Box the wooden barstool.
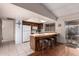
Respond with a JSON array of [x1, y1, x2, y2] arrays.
[[48, 38, 55, 48], [39, 39, 49, 50]]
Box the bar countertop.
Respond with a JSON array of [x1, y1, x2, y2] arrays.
[[30, 32, 58, 37]]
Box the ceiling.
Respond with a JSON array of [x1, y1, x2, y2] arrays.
[[44, 3, 79, 17], [65, 19, 79, 25], [13, 3, 57, 20], [0, 3, 56, 24], [14, 3, 79, 19], [3, 3, 79, 23]]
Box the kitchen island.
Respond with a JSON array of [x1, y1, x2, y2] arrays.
[[30, 32, 58, 51]]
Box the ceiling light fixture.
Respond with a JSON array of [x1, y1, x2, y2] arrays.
[[40, 20, 46, 23]]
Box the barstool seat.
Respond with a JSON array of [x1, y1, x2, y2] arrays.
[[39, 39, 49, 50], [39, 38, 55, 50]]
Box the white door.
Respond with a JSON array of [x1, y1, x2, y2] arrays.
[[2, 20, 14, 42], [23, 25, 31, 42]]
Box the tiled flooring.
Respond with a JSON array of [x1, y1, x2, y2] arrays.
[[1, 41, 79, 56], [0, 41, 34, 56]]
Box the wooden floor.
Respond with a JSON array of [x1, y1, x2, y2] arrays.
[[29, 43, 79, 56]]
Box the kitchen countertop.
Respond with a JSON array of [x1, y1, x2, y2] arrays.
[[30, 32, 58, 37]]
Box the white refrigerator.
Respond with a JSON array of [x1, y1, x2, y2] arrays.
[[23, 25, 31, 42]]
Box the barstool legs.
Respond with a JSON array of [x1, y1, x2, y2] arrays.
[[39, 38, 55, 51]]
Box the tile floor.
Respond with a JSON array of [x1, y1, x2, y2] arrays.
[[0, 41, 34, 56]]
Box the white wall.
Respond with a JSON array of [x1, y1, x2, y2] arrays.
[[15, 19, 23, 44], [55, 18, 66, 43], [0, 3, 31, 19]]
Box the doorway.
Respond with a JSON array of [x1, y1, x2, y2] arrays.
[[2, 18, 15, 44], [65, 20, 79, 48]]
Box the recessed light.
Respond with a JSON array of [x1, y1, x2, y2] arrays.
[[40, 20, 46, 23]]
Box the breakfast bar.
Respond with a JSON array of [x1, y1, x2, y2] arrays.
[[30, 32, 58, 51]]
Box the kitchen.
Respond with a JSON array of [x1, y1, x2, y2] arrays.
[[22, 18, 58, 51]]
